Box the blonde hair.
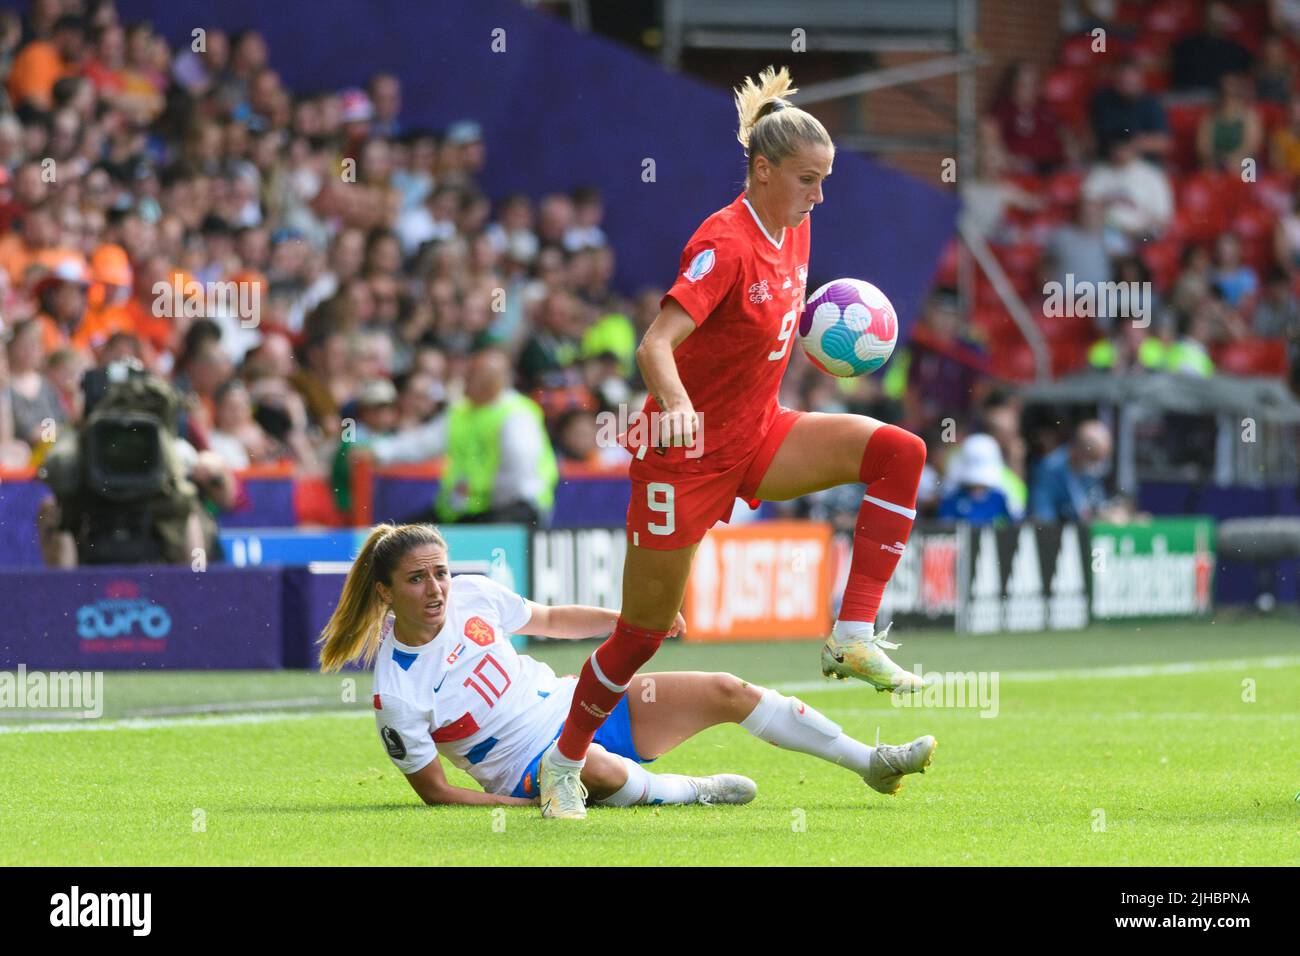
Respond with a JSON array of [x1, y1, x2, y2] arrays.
[[317, 522, 448, 672], [734, 66, 833, 187]]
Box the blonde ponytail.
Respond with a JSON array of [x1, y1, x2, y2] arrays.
[[317, 522, 448, 672], [733, 65, 833, 186]]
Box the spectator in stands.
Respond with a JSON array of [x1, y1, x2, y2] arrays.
[[1090, 61, 1170, 163], [4, 316, 64, 447], [552, 408, 625, 469], [330, 376, 399, 512], [1171, 2, 1254, 93], [443, 119, 485, 180], [6, 14, 84, 110], [1211, 233, 1259, 308], [1088, 316, 1171, 373], [1196, 73, 1263, 172], [1171, 243, 1214, 314], [1270, 99, 1300, 175], [960, 137, 1043, 244], [905, 291, 988, 431], [1253, 267, 1300, 338], [485, 193, 539, 265], [537, 192, 576, 248], [33, 258, 91, 355], [368, 72, 402, 139], [1273, 180, 1300, 270], [426, 347, 557, 528], [1029, 419, 1112, 522], [565, 186, 607, 252], [1082, 133, 1173, 252], [518, 287, 584, 393], [975, 388, 1028, 519], [1166, 308, 1217, 377], [984, 61, 1066, 174], [1045, 197, 1113, 325], [939, 433, 1013, 526], [208, 377, 268, 468], [1254, 33, 1294, 105]]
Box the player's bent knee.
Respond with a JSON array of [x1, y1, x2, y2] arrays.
[[580, 745, 626, 796], [887, 425, 928, 470], [713, 672, 756, 717]]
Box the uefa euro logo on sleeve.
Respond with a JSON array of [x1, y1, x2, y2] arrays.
[[684, 248, 715, 282]]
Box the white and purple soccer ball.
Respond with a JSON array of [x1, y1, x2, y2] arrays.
[[798, 278, 899, 377]]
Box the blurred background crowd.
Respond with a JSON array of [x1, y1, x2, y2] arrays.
[[0, 0, 1296, 554]]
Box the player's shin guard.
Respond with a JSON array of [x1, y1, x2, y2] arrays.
[[555, 618, 669, 762], [838, 424, 926, 624], [739, 686, 874, 776]]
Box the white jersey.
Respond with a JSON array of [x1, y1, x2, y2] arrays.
[[371, 574, 572, 795]]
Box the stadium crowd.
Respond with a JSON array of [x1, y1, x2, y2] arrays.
[[0, 0, 1288, 552]]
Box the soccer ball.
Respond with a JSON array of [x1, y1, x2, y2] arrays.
[[798, 278, 899, 377]]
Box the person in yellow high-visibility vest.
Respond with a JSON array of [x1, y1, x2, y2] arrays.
[[433, 348, 557, 527]]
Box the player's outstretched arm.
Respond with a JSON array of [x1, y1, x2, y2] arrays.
[[404, 756, 535, 807], [637, 298, 699, 450], [518, 601, 686, 641]]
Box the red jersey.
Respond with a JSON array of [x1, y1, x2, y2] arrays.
[[631, 192, 810, 474]]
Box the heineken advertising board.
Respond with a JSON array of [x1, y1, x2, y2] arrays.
[[1089, 518, 1214, 619]]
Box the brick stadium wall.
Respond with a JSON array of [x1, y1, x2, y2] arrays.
[[861, 0, 1064, 186]]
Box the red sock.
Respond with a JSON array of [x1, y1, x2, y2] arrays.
[[839, 425, 927, 623], [555, 618, 669, 761]]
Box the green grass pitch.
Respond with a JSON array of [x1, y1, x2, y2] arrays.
[[1, 617, 1297, 866]]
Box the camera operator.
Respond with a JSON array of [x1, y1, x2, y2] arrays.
[[36, 356, 237, 567]]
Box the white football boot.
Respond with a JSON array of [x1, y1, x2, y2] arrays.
[[820, 621, 924, 693], [538, 743, 589, 820], [690, 774, 758, 806], [864, 734, 937, 796]]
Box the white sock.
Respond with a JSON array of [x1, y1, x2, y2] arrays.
[[832, 619, 874, 643], [595, 757, 700, 806], [739, 687, 874, 776], [545, 741, 584, 769]]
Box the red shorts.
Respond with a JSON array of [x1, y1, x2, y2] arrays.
[[625, 407, 805, 550]]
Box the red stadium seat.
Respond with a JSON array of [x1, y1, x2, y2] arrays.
[[1254, 171, 1295, 216], [1165, 101, 1211, 171], [1138, 237, 1184, 290], [1050, 340, 1090, 376], [1213, 338, 1291, 376], [1143, 0, 1202, 39], [1047, 168, 1085, 211], [1042, 68, 1093, 128], [990, 340, 1038, 382], [932, 238, 960, 289], [1258, 101, 1287, 135], [972, 304, 1020, 338], [1059, 33, 1099, 69], [1232, 206, 1277, 273], [1177, 172, 1231, 241]]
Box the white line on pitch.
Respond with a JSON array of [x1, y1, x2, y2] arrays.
[[2, 655, 1296, 735], [770, 655, 1300, 695], [0, 709, 369, 735]]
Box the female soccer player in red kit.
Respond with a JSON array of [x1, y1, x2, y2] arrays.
[[539, 67, 932, 818]]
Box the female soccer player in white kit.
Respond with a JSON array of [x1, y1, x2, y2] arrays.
[[318, 523, 936, 810]]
